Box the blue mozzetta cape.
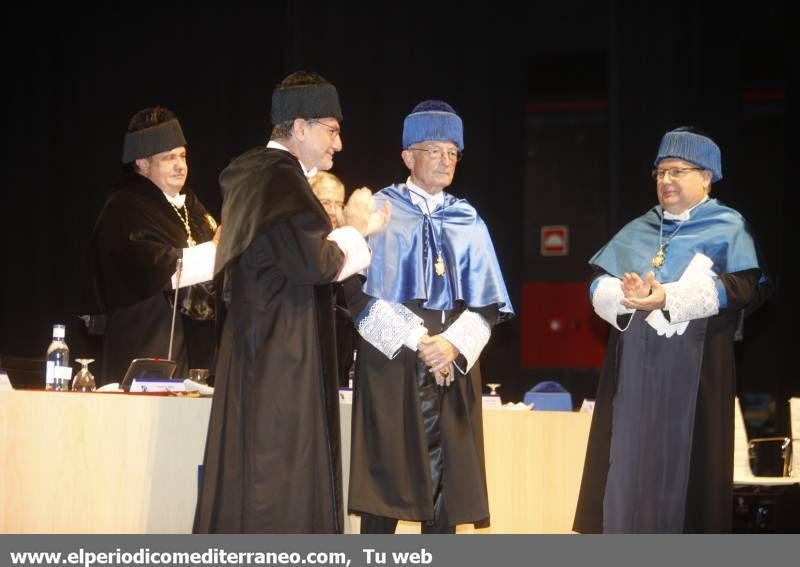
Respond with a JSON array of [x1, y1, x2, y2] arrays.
[[591, 199, 761, 280], [362, 184, 513, 321], [589, 199, 763, 307]]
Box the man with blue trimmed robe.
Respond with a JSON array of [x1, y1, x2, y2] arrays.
[[348, 101, 514, 533], [573, 127, 768, 533]]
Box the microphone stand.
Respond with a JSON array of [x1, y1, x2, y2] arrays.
[[168, 258, 183, 361]]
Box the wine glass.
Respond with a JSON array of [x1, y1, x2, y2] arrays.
[[72, 359, 96, 392], [485, 383, 501, 396], [188, 368, 209, 385]]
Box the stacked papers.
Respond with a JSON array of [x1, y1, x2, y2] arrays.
[[183, 379, 214, 396]]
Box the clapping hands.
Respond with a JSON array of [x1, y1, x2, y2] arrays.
[[343, 188, 392, 236], [620, 271, 666, 311]]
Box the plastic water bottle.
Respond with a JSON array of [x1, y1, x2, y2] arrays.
[[45, 324, 71, 391], [348, 349, 357, 389]]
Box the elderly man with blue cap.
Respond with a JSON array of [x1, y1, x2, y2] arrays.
[[348, 101, 514, 533], [573, 127, 768, 533]]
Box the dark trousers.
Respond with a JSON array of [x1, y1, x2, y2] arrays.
[[360, 366, 456, 534], [359, 491, 455, 534]]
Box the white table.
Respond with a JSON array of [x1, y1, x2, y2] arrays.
[[1, 390, 591, 533]]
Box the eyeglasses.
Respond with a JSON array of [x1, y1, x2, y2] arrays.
[[409, 146, 463, 163], [318, 198, 344, 210], [651, 167, 702, 180], [308, 119, 341, 140]]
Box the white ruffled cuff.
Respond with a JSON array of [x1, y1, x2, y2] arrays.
[[592, 276, 635, 331], [404, 325, 428, 351], [662, 253, 720, 324], [356, 299, 427, 359], [663, 277, 719, 324], [644, 309, 689, 338], [440, 310, 491, 373], [327, 226, 371, 281]]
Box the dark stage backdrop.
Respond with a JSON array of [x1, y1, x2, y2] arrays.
[[1, 3, 793, 431]]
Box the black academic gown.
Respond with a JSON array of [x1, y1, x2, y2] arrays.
[[81, 173, 216, 384], [348, 302, 498, 528], [194, 147, 348, 533], [573, 269, 764, 533], [334, 285, 358, 387]]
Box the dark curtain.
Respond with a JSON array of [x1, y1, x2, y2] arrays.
[[0, 3, 791, 413]]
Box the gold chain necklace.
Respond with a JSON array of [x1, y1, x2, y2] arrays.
[[651, 199, 709, 269], [169, 201, 196, 247]]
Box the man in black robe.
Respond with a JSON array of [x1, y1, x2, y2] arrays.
[[348, 101, 514, 533], [573, 127, 768, 533], [194, 71, 388, 533], [82, 107, 219, 385]]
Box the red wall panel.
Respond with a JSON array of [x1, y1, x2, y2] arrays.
[[520, 281, 608, 368]]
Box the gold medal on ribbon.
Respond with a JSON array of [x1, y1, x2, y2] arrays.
[[651, 246, 665, 269], [435, 253, 446, 276]]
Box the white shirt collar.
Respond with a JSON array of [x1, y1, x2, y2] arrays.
[[663, 195, 709, 221], [163, 192, 186, 208], [266, 140, 318, 178], [406, 177, 445, 214]]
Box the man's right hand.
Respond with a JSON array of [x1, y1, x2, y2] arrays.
[[621, 271, 652, 298], [367, 201, 391, 235], [343, 188, 392, 236], [620, 272, 666, 311]]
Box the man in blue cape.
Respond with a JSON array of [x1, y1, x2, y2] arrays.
[[573, 127, 768, 533], [348, 100, 514, 533]]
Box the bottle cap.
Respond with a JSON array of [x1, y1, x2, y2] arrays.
[[52, 324, 65, 339]]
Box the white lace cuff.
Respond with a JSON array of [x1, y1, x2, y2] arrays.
[[592, 276, 635, 331], [663, 275, 719, 324], [404, 325, 428, 351], [440, 310, 491, 373], [356, 299, 426, 359], [327, 226, 371, 282], [662, 253, 719, 324]]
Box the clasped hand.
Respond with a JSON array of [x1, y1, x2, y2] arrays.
[[620, 271, 666, 311], [417, 334, 460, 387]]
